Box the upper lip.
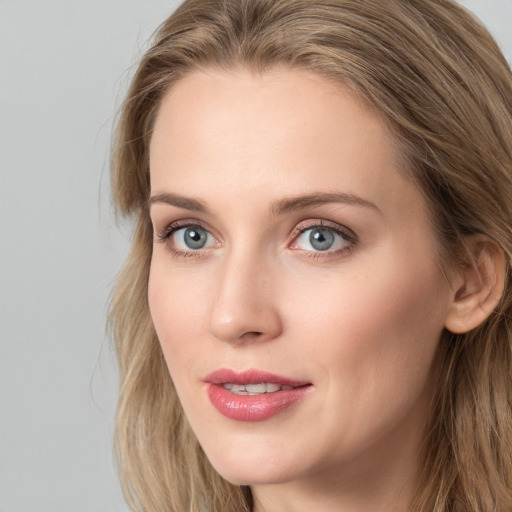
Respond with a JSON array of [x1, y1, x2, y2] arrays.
[[204, 368, 310, 388]]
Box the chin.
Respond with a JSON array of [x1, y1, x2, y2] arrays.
[[204, 443, 306, 486], [214, 464, 297, 487]]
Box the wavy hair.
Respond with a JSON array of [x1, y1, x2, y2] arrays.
[[109, 1, 512, 510]]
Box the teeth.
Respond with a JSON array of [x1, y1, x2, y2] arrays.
[[221, 383, 293, 395], [245, 383, 267, 394]]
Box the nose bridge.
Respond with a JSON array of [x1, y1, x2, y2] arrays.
[[207, 244, 282, 344]]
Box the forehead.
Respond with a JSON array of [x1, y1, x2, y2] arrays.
[[150, 67, 395, 158], [149, 67, 422, 225]]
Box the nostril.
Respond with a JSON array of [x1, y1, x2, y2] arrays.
[[240, 331, 264, 341]]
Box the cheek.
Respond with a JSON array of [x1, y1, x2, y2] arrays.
[[147, 259, 211, 372], [292, 253, 449, 394], [279, 257, 448, 455]]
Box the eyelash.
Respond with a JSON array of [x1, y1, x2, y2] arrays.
[[155, 219, 357, 260]]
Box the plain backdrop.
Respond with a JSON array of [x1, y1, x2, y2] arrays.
[[0, 1, 510, 511]]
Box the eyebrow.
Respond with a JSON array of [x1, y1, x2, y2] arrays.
[[148, 192, 209, 213], [148, 191, 379, 216], [270, 192, 380, 216]]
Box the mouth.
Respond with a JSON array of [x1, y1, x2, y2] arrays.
[[204, 369, 312, 421], [221, 382, 294, 395]]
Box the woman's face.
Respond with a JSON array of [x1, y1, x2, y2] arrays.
[[148, 69, 456, 491]]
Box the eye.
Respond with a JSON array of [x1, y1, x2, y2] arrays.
[[291, 224, 355, 254], [171, 225, 214, 250]]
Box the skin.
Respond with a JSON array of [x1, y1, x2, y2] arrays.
[[148, 68, 460, 512]]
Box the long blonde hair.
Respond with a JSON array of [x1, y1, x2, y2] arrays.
[[109, 1, 512, 510]]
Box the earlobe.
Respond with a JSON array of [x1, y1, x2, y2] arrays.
[[445, 236, 506, 334]]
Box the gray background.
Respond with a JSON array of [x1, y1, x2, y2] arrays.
[[0, 1, 510, 511]]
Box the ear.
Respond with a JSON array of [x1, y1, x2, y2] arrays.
[[445, 235, 506, 334]]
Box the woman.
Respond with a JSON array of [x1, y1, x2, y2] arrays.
[[109, 1, 512, 511]]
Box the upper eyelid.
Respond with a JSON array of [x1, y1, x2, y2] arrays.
[[291, 219, 357, 241], [155, 218, 214, 240]]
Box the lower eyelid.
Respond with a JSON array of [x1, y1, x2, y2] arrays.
[[298, 245, 354, 260]]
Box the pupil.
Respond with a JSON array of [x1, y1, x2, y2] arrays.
[[310, 228, 334, 251], [185, 227, 207, 249]]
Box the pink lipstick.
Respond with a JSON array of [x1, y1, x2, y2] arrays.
[[204, 369, 312, 421]]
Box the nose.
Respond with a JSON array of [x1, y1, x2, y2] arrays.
[[207, 250, 283, 344]]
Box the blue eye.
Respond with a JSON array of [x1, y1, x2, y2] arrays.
[[294, 226, 351, 252], [171, 226, 213, 250]]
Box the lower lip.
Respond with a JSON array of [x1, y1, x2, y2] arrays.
[[206, 384, 312, 421]]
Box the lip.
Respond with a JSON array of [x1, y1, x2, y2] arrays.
[[204, 369, 312, 422]]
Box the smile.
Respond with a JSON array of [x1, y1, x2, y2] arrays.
[[204, 369, 312, 421]]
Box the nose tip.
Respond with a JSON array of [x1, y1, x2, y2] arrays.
[[207, 263, 282, 344], [209, 310, 281, 344]]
